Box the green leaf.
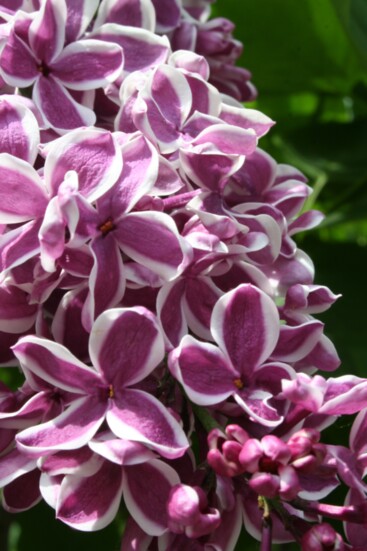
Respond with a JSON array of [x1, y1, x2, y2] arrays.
[[213, 0, 367, 95]]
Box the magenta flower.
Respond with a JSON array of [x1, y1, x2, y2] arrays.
[[13, 307, 189, 459], [0, 0, 124, 131], [169, 283, 295, 426]]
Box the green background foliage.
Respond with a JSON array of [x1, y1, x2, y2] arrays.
[[1, 1, 367, 549]]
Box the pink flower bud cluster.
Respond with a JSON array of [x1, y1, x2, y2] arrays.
[[0, 1, 365, 550]]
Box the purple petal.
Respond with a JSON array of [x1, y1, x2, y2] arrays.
[[107, 389, 189, 459], [89, 307, 164, 387], [0, 153, 47, 223], [0, 30, 38, 87], [0, 447, 37, 486], [271, 320, 324, 363], [52, 286, 90, 361], [91, 24, 169, 73], [211, 284, 280, 382], [99, 133, 158, 216], [116, 211, 188, 280], [13, 336, 102, 394], [0, 219, 41, 273], [16, 396, 107, 455], [82, 235, 125, 331], [57, 459, 123, 531], [52, 39, 123, 90], [192, 124, 258, 156], [2, 469, 41, 512], [33, 75, 96, 132], [151, 0, 181, 32], [94, 0, 156, 30], [41, 447, 100, 476], [65, 0, 100, 42], [235, 390, 284, 427], [44, 127, 122, 200], [179, 147, 245, 192], [123, 459, 179, 536], [157, 279, 187, 348], [0, 99, 40, 163], [169, 335, 237, 405], [89, 433, 155, 465], [184, 276, 223, 340], [29, 0, 66, 64], [220, 103, 274, 138], [0, 285, 37, 334]]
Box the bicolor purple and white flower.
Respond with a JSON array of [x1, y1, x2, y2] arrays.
[[13, 307, 189, 459]]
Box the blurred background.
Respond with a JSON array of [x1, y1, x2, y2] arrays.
[[1, 0, 367, 549]]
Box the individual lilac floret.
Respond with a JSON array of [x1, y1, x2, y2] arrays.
[[0, 0, 124, 132], [300, 523, 347, 551], [167, 484, 221, 538], [169, 283, 296, 427], [13, 307, 189, 459]]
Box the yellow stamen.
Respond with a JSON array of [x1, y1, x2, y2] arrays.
[[233, 378, 244, 390]]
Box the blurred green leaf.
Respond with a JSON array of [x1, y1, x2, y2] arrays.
[[213, 0, 367, 95]]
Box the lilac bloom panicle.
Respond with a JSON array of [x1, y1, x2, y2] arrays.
[[0, 0, 364, 549]]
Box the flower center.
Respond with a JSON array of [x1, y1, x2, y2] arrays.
[[37, 62, 51, 77], [98, 218, 115, 236], [108, 384, 114, 399], [233, 378, 244, 390]]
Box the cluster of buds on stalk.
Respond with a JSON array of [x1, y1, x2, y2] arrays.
[[0, 1, 366, 550]]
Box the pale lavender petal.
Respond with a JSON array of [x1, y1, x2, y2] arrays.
[[116, 211, 188, 280], [168, 335, 237, 406], [82, 235, 125, 331], [107, 389, 189, 459], [0, 285, 37, 334], [0, 99, 40, 163], [33, 75, 96, 132], [16, 396, 107, 455], [211, 284, 280, 381], [44, 127, 122, 200], [0, 30, 38, 87], [29, 0, 66, 64], [0, 153, 47, 223], [13, 336, 102, 393], [57, 460, 123, 531], [91, 24, 169, 73], [123, 459, 179, 536], [52, 39, 124, 90], [89, 307, 164, 387]]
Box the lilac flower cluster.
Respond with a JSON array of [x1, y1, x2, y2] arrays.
[[0, 1, 365, 550]]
